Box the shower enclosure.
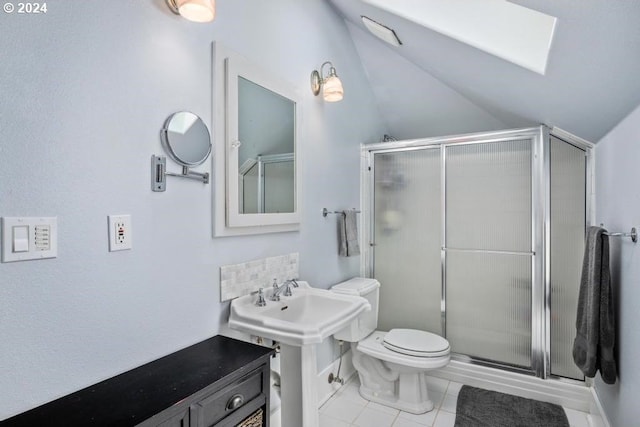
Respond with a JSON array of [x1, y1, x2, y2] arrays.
[[362, 126, 590, 380]]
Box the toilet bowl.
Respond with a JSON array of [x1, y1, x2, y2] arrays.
[[331, 278, 450, 414]]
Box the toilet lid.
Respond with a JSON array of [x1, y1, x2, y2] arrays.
[[382, 329, 450, 358]]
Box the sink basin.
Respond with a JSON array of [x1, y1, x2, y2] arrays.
[[228, 282, 370, 346]]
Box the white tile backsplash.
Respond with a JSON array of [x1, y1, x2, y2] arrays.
[[220, 253, 299, 301]]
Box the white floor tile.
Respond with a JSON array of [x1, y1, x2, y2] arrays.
[[433, 410, 456, 427], [440, 394, 458, 413], [367, 401, 401, 417], [425, 376, 450, 394], [319, 412, 351, 427], [335, 382, 370, 406], [397, 409, 438, 426], [353, 406, 399, 427], [563, 407, 590, 427], [319, 395, 334, 411], [430, 391, 444, 408], [270, 408, 281, 427], [445, 381, 463, 396], [392, 417, 430, 427], [587, 414, 605, 427], [320, 393, 367, 424]]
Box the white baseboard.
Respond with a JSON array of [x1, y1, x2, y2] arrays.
[[429, 360, 593, 413], [588, 387, 611, 427], [317, 349, 356, 407]]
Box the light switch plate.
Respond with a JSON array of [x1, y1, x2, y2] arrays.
[[1, 217, 58, 263]]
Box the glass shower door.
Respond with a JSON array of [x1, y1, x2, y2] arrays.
[[444, 140, 533, 368], [372, 148, 442, 334], [549, 136, 586, 379]]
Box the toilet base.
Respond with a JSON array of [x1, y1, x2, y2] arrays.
[[351, 331, 450, 415], [357, 371, 435, 414]]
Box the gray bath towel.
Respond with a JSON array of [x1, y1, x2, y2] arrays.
[[572, 226, 617, 384], [339, 210, 360, 257]]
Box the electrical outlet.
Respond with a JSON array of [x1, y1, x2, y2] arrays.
[[108, 215, 132, 251]]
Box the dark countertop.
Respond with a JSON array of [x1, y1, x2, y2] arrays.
[[1, 335, 274, 427]]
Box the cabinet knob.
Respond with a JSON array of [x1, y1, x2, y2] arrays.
[[226, 394, 244, 411]]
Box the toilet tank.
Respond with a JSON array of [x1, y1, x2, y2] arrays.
[[331, 278, 380, 342]]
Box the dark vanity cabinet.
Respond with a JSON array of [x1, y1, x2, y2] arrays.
[[142, 361, 269, 427], [1, 336, 274, 427]]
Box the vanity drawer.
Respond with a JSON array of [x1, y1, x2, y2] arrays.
[[190, 367, 265, 427]]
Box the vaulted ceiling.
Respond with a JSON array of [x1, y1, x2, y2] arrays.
[[329, 0, 640, 142]]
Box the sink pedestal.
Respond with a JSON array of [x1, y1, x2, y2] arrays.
[[279, 343, 319, 427]]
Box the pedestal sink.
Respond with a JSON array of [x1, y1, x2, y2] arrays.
[[228, 282, 370, 427]]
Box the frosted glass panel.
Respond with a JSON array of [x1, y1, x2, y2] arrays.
[[550, 137, 586, 379], [446, 252, 532, 367], [373, 149, 442, 334], [445, 139, 532, 368], [446, 140, 532, 252], [264, 161, 294, 213]]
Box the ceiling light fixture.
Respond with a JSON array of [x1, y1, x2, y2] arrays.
[[166, 0, 215, 23], [310, 62, 344, 102]]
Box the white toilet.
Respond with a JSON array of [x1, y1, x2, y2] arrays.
[[331, 278, 450, 414]]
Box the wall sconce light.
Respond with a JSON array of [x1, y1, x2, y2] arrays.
[[166, 0, 215, 23], [310, 61, 344, 102]]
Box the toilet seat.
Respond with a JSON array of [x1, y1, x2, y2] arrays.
[[382, 328, 450, 358], [357, 331, 450, 370]]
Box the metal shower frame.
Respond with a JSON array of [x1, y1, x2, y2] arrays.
[[360, 125, 594, 380]]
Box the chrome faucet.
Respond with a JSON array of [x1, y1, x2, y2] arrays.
[[270, 279, 285, 301], [288, 278, 299, 288], [270, 278, 299, 301]]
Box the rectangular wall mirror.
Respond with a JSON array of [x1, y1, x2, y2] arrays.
[[212, 43, 301, 236]]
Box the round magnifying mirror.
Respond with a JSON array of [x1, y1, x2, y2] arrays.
[[161, 111, 212, 167]]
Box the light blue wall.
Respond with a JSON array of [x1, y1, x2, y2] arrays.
[[346, 22, 509, 139], [0, 0, 386, 419], [594, 102, 640, 426]]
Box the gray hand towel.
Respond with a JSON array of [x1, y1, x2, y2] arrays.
[[572, 226, 617, 384], [339, 210, 360, 257]]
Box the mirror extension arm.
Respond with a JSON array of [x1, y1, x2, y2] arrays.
[[151, 155, 210, 192]]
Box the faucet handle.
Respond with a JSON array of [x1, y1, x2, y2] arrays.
[[283, 280, 293, 297], [270, 279, 281, 301], [253, 288, 266, 307]]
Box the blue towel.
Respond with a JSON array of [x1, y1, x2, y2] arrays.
[[572, 226, 617, 384]]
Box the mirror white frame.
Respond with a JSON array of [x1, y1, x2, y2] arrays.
[[212, 42, 302, 236]]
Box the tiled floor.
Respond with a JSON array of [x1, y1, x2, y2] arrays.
[[316, 375, 594, 427]]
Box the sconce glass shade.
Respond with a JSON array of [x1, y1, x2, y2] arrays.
[[311, 61, 344, 102], [322, 75, 344, 102], [167, 0, 215, 23]]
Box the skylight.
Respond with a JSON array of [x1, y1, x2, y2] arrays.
[[362, 0, 557, 75]]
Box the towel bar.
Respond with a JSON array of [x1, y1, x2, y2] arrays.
[[322, 208, 361, 217], [601, 226, 637, 243]]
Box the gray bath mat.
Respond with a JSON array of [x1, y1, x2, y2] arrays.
[[454, 385, 569, 427]]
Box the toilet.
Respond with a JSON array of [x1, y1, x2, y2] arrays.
[[331, 277, 450, 414]]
